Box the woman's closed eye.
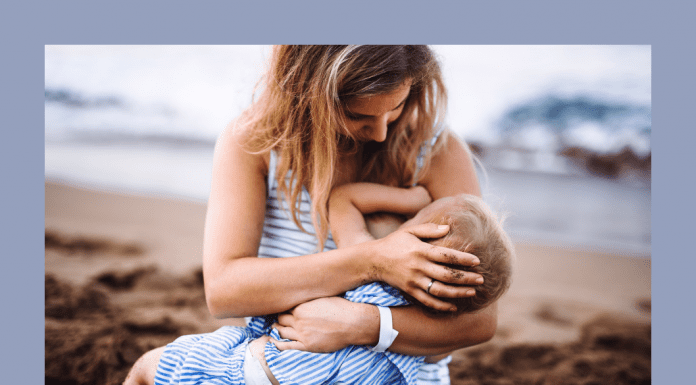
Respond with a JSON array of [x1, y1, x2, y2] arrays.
[[345, 112, 364, 121]]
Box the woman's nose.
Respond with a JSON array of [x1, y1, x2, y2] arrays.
[[369, 117, 389, 142]]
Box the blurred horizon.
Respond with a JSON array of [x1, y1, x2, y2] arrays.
[[44, 45, 651, 256]]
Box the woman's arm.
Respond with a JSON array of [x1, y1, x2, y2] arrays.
[[273, 297, 496, 355], [203, 125, 482, 318], [203, 124, 372, 318]]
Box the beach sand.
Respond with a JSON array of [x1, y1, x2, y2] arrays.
[[45, 180, 651, 385]]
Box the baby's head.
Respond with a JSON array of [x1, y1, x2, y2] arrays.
[[407, 194, 514, 313]]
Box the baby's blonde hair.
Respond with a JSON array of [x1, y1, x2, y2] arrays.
[[237, 45, 448, 250], [418, 194, 514, 313]]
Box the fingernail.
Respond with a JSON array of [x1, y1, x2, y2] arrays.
[[476, 277, 484, 284], [450, 307, 457, 312], [438, 225, 449, 230], [467, 289, 476, 295]]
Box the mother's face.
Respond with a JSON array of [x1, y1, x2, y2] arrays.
[[342, 80, 412, 143]]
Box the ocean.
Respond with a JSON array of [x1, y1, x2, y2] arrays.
[[44, 45, 651, 256]]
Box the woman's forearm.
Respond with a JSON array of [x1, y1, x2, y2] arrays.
[[204, 242, 375, 319], [205, 222, 482, 319], [391, 303, 497, 355], [351, 302, 497, 356]]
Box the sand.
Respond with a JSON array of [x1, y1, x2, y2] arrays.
[[45, 180, 651, 385]]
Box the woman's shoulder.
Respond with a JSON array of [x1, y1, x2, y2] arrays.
[[419, 130, 481, 199], [215, 120, 271, 176]]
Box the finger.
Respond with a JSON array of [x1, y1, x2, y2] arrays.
[[270, 338, 306, 352], [405, 222, 451, 240], [272, 323, 299, 341], [426, 263, 484, 286], [276, 313, 294, 327], [408, 287, 458, 312], [425, 279, 477, 299], [425, 245, 481, 267]]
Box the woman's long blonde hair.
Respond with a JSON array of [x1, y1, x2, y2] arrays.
[[238, 45, 448, 250]]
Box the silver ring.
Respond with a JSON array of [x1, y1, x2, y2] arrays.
[[426, 279, 435, 295]]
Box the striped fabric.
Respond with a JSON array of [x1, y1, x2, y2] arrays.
[[414, 356, 452, 385], [266, 283, 423, 385], [156, 128, 452, 384], [155, 326, 252, 385]]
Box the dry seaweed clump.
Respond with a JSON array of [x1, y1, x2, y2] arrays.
[[44, 273, 198, 385], [450, 316, 651, 385], [45, 230, 145, 256]]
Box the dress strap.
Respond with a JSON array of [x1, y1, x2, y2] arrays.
[[267, 150, 278, 189], [414, 124, 447, 186]]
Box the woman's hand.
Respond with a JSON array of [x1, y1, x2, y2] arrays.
[[271, 297, 377, 353], [368, 223, 483, 312]]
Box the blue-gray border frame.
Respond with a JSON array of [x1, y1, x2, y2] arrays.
[[2, 0, 690, 382]]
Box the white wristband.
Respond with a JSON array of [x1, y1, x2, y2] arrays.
[[367, 306, 399, 352]]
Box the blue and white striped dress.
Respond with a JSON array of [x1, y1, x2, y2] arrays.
[[155, 130, 452, 385]]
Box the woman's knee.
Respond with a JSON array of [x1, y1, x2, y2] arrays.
[[123, 346, 166, 385]]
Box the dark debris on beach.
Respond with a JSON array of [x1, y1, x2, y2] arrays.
[[450, 316, 651, 385], [45, 271, 205, 385], [45, 267, 651, 385]]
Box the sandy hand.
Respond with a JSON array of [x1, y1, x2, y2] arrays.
[[370, 223, 483, 312]]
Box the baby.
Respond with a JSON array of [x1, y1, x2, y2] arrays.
[[328, 183, 514, 316], [126, 184, 514, 385]]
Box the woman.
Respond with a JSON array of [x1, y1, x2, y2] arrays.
[[128, 45, 496, 385]]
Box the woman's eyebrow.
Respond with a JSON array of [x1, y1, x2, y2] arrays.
[[345, 95, 409, 119], [345, 110, 374, 119]]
